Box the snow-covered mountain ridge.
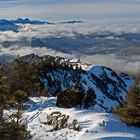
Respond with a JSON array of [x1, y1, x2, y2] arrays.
[[20, 54, 133, 112], [40, 65, 132, 111]]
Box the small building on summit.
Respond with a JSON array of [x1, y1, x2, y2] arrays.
[[69, 59, 80, 65]]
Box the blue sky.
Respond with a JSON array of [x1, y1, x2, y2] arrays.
[[0, 0, 140, 22]]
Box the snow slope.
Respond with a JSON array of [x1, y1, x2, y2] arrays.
[[24, 97, 140, 140], [40, 63, 133, 112], [14, 54, 133, 112]]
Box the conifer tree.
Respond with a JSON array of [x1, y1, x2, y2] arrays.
[[84, 87, 96, 108], [0, 65, 11, 124], [0, 65, 30, 139], [0, 89, 30, 140], [120, 85, 140, 127]]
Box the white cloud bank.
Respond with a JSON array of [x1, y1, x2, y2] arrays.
[[0, 22, 140, 74], [81, 54, 140, 74], [0, 22, 140, 42]]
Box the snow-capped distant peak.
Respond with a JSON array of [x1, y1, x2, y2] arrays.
[[11, 18, 53, 25]]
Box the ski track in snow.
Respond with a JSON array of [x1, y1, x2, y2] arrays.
[[24, 97, 140, 140]]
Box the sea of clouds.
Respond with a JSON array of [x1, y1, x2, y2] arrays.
[[0, 21, 140, 73]]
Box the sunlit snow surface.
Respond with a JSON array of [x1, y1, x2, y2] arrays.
[[24, 97, 140, 140]]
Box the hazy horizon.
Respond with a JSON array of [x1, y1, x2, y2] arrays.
[[0, 0, 140, 22]]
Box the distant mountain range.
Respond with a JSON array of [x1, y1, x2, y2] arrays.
[[0, 18, 83, 31], [60, 20, 83, 24], [11, 18, 53, 25], [0, 19, 19, 32], [0, 18, 53, 25], [0, 18, 52, 31]]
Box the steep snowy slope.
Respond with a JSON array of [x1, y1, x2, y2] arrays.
[[15, 54, 133, 111], [40, 64, 133, 111], [24, 97, 140, 140], [80, 65, 133, 111]]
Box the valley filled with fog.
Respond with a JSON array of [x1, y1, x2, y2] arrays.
[[0, 21, 140, 73]]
